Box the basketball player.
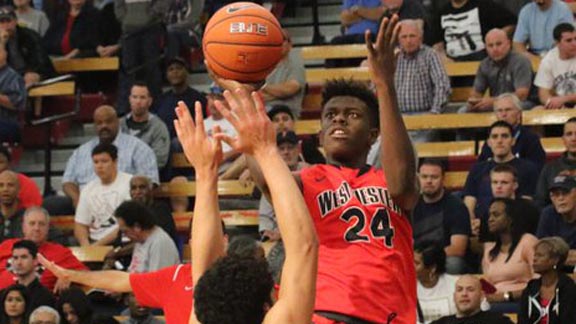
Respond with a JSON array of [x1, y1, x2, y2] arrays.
[[213, 15, 418, 324]]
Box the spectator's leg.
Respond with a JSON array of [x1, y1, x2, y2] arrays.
[[42, 195, 75, 215], [140, 25, 164, 101], [445, 256, 468, 275], [0, 120, 20, 143], [117, 32, 141, 114]]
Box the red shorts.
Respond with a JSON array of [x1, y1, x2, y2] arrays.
[[311, 314, 345, 324]]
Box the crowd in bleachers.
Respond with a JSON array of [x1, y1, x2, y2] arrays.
[[0, 0, 575, 323]]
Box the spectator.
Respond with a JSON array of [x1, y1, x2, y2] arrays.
[[0, 42, 26, 143], [95, 0, 121, 58], [58, 287, 92, 324], [167, 176, 190, 213], [115, 201, 179, 273], [52, 105, 157, 215], [536, 117, 576, 207], [534, 23, 576, 109], [0, 170, 25, 240], [478, 94, 546, 172], [465, 30, 535, 113], [9, 240, 56, 310], [0, 284, 28, 324], [121, 293, 164, 324], [13, 0, 49, 36], [413, 159, 470, 274], [0, 6, 54, 87], [482, 198, 537, 305], [0, 207, 88, 292], [114, 0, 168, 113], [431, 0, 516, 62], [395, 19, 450, 142], [519, 237, 576, 324], [260, 29, 306, 118], [463, 121, 538, 220], [227, 235, 264, 260], [164, 0, 203, 61], [414, 241, 458, 324], [29, 306, 60, 324], [0, 147, 41, 209], [536, 175, 576, 267], [74, 143, 132, 246], [381, 0, 426, 24], [42, 0, 99, 58], [513, 0, 574, 59], [120, 82, 170, 169], [156, 57, 206, 140]]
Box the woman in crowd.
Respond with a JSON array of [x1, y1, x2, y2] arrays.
[[519, 237, 576, 324], [0, 285, 28, 324], [482, 198, 538, 306], [42, 0, 99, 58], [58, 287, 93, 324], [415, 241, 458, 324]]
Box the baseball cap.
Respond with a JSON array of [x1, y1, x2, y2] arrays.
[[166, 57, 190, 72], [268, 105, 294, 120], [276, 131, 298, 146], [548, 175, 576, 191], [0, 6, 15, 20]]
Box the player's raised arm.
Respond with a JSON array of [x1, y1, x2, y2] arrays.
[[215, 88, 318, 324], [173, 101, 225, 286], [366, 15, 418, 210]]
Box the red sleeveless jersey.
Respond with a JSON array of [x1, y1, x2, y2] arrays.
[[300, 164, 416, 324]]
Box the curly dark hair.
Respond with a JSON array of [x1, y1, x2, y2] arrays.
[[194, 255, 274, 324], [321, 79, 380, 129]]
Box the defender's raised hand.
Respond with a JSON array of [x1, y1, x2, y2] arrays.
[[365, 15, 401, 85], [174, 101, 223, 175]]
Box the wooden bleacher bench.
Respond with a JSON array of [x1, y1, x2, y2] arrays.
[[154, 180, 255, 198], [52, 57, 119, 74], [28, 81, 75, 97], [69, 246, 112, 263]]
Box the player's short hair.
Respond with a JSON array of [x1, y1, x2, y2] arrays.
[[321, 79, 379, 129], [487, 120, 514, 137], [12, 240, 37, 258], [194, 255, 274, 324], [554, 23, 575, 42], [114, 201, 156, 230], [490, 164, 518, 181], [91, 143, 118, 160], [414, 240, 446, 275], [418, 158, 447, 174]]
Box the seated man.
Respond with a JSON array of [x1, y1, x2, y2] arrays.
[[54, 105, 157, 214], [0, 6, 54, 87], [0, 146, 42, 209], [477, 93, 545, 172], [9, 239, 56, 310], [0, 206, 88, 292], [533, 23, 576, 109], [536, 117, 576, 207], [463, 121, 538, 220], [74, 143, 132, 246], [513, 0, 574, 59], [431, 0, 516, 62], [115, 201, 179, 273], [413, 159, 470, 274], [431, 275, 514, 324], [120, 82, 170, 169], [0, 170, 24, 240], [28, 306, 60, 324], [536, 175, 576, 268], [465, 29, 535, 113], [0, 43, 26, 143]]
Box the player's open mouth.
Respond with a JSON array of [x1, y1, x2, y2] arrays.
[[330, 128, 348, 138]]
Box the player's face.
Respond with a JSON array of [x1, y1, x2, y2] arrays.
[[130, 177, 151, 203], [62, 303, 79, 324], [487, 201, 510, 234], [550, 188, 576, 215], [418, 164, 443, 197], [562, 122, 576, 155], [454, 277, 483, 316], [22, 211, 49, 244], [0, 172, 18, 204], [92, 152, 117, 183], [129, 86, 153, 117], [532, 243, 557, 274], [11, 248, 36, 276], [490, 172, 517, 198], [494, 99, 521, 127], [278, 143, 299, 169], [487, 127, 514, 158], [557, 31, 576, 59], [4, 290, 25, 318], [271, 112, 294, 132], [398, 24, 422, 55], [321, 96, 377, 165]]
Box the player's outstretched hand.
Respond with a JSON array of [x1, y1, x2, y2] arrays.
[[365, 14, 401, 85], [38, 254, 71, 281], [213, 88, 276, 157], [206, 61, 264, 93], [174, 101, 223, 174]]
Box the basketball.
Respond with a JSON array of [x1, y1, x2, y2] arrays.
[[203, 2, 284, 83]]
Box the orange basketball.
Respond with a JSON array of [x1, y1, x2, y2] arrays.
[[203, 2, 284, 83]]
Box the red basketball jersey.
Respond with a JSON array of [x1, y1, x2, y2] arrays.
[[300, 164, 416, 324]]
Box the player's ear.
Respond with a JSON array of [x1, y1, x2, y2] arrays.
[[368, 128, 379, 145]]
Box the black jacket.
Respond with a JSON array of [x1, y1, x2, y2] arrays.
[[519, 273, 576, 324], [8, 26, 55, 77], [43, 4, 100, 57]]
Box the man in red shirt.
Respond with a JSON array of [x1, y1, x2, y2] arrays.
[[0, 146, 42, 209]]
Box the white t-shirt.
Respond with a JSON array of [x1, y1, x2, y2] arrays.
[[534, 47, 576, 95], [128, 226, 180, 273], [75, 172, 132, 241], [417, 274, 459, 324]]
